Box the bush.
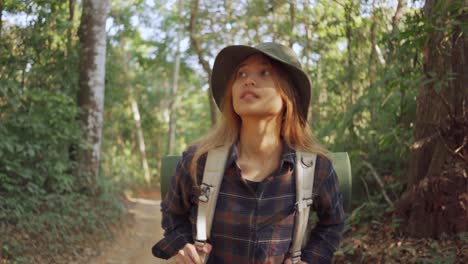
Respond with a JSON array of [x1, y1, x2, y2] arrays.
[[0, 87, 126, 262]]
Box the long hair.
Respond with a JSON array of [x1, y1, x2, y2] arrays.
[[189, 57, 328, 182]]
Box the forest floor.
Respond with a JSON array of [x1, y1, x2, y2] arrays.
[[334, 214, 467, 263], [85, 188, 175, 264]]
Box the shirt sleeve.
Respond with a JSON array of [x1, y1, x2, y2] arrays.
[[301, 157, 346, 264], [152, 148, 197, 259]]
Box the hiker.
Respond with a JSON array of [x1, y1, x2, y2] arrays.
[[152, 42, 345, 264]]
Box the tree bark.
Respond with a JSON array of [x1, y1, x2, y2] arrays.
[[189, 0, 217, 125], [344, 0, 359, 141], [388, 0, 405, 62], [396, 0, 468, 238], [288, 1, 295, 48], [76, 0, 110, 189], [129, 92, 151, 185], [168, 0, 182, 155], [66, 0, 76, 58], [344, 0, 354, 105], [0, 0, 4, 38], [368, 0, 377, 87]]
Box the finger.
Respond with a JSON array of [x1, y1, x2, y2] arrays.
[[194, 243, 211, 263], [177, 249, 192, 264], [196, 243, 212, 255], [176, 249, 185, 264], [284, 258, 292, 264], [185, 244, 202, 264]]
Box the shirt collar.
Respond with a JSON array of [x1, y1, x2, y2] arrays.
[[226, 139, 296, 168]]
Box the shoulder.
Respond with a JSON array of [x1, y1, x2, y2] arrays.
[[314, 154, 336, 186], [316, 154, 334, 173], [179, 145, 208, 181], [179, 144, 205, 164]]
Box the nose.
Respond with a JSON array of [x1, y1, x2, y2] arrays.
[[243, 77, 256, 87]]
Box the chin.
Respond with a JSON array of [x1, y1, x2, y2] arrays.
[[237, 111, 282, 121]]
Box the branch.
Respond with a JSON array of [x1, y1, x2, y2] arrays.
[[188, 0, 211, 78], [362, 160, 394, 207], [410, 132, 439, 151], [360, 175, 371, 202], [188, 0, 217, 125]]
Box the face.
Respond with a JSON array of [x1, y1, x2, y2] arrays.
[[231, 54, 284, 120]]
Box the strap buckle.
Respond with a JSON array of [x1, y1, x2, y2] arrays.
[[301, 156, 314, 168], [198, 183, 212, 203], [295, 197, 314, 212]]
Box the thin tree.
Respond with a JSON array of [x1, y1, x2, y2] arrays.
[[129, 90, 152, 185], [0, 0, 4, 38], [168, 0, 182, 155], [76, 0, 110, 189], [189, 0, 217, 125]]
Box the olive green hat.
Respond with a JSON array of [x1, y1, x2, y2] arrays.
[[211, 42, 311, 122]]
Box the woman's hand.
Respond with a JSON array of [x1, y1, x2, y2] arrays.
[[284, 258, 308, 264], [176, 243, 212, 264]]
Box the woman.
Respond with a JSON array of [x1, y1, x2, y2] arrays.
[[152, 43, 345, 264]]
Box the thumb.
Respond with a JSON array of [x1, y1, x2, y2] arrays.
[[284, 258, 292, 264]]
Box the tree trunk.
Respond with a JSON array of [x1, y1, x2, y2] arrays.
[[189, 0, 217, 125], [130, 92, 151, 185], [168, 0, 182, 155], [368, 0, 377, 87], [0, 0, 4, 38], [288, 1, 295, 48], [76, 0, 110, 190], [396, 0, 468, 238], [66, 0, 76, 58], [344, 0, 359, 141]]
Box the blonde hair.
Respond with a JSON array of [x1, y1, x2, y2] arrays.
[[189, 57, 328, 182]]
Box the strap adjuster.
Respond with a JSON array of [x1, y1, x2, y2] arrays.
[[198, 183, 212, 203], [194, 239, 206, 248], [291, 250, 302, 263]]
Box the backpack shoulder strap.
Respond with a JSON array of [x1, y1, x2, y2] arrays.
[[289, 151, 317, 264], [195, 145, 230, 247]]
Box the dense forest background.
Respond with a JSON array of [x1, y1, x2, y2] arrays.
[[0, 0, 466, 263]]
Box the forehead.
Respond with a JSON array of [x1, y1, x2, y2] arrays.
[[238, 54, 272, 68]]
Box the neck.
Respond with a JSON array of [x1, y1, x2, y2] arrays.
[[238, 116, 283, 160]]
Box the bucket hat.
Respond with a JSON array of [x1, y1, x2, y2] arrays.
[[211, 42, 311, 122]]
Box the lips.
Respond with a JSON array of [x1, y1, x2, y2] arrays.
[[240, 91, 259, 99]]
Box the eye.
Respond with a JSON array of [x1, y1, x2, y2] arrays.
[[262, 69, 271, 76], [238, 71, 247, 78]]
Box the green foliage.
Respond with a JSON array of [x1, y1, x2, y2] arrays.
[[0, 1, 125, 262], [0, 88, 81, 195], [2, 0, 465, 262]]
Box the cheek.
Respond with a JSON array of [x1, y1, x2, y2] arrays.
[[230, 85, 242, 111], [231, 84, 239, 100], [269, 91, 285, 112], [231, 83, 241, 97]]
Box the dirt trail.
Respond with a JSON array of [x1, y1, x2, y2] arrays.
[[89, 197, 175, 264]]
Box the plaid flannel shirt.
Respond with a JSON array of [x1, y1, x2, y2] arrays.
[[152, 142, 345, 264]]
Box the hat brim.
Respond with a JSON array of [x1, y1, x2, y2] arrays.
[[211, 45, 311, 122]]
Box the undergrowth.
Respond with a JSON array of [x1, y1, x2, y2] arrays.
[[335, 189, 468, 263], [0, 88, 129, 263], [0, 174, 126, 264]]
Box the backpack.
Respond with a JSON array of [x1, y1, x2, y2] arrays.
[[194, 145, 317, 264]]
